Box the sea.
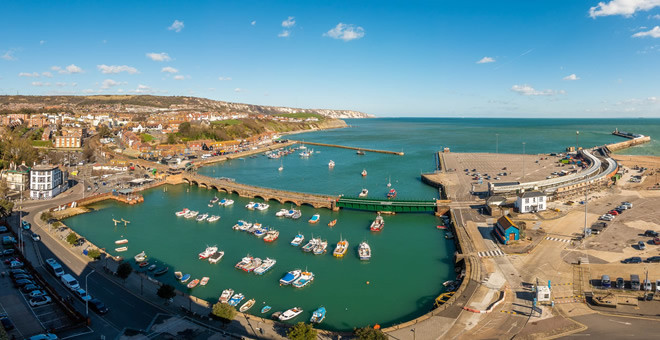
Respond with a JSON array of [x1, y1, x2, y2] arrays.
[[64, 118, 660, 331]]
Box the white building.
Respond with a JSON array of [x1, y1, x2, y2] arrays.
[[29, 165, 68, 199], [515, 191, 547, 213]]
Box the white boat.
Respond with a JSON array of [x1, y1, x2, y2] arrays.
[[184, 211, 199, 219], [302, 238, 320, 252], [196, 213, 209, 222], [255, 203, 269, 211], [228, 293, 245, 307], [207, 215, 220, 222], [328, 160, 335, 168], [198, 246, 218, 259], [210, 196, 219, 204], [275, 209, 288, 217], [313, 240, 328, 255], [115, 246, 128, 252], [361, 169, 367, 177], [280, 269, 302, 285], [219, 289, 234, 304], [245, 202, 256, 210], [359, 188, 368, 197], [278, 166, 284, 171], [175, 208, 190, 217], [291, 210, 302, 219], [239, 299, 256, 313], [223, 199, 234, 206], [359, 241, 371, 260], [134, 251, 147, 262], [291, 234, 305, 246], [115, 239, 128, 245], [200, 277, 210, 286], [279, 307, 303, 321], [254, 257, 277, 275], [292, 271, 314, 288], [209, 251, 225, 263]]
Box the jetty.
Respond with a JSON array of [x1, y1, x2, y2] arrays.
[[293, 141, 404, 156], [607, 129, 651, 152]]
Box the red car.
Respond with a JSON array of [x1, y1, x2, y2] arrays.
[[653, 237, 660, 245], [608, 210, 619, 216]]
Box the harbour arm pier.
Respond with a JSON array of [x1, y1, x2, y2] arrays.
[[293, 140, 405, 155]]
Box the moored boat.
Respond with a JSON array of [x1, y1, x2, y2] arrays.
[[245, 202, 256, 210], [219, 289, 234, 303], [370, 213, 384, 232], [328, 160, 335, 168], [223, 199, 234, 206], [254, 258, 276, 275], [290, 233, 304, 246], [184, 210, 199, 219], [308, 214, 320, 223], [275, 209, 288, 217], [261, 305, 272, 313], [187, 279, 200, 289], [357, 149, 365, 155], [361, 169, 367, 176], [115, 246, 128, 252], [333, 237, 348, 257], [134, 251, 147, 262], [115, 239, 128, 245], [196, 213, 209, 222], [239, 299, 256, 313], [180, 274, 191, 283], [208, 251, 225, 263], [359, 188, 368, 197], [302, 238, 319, 252], [313, 240, 328, 255], [235, 255, 253, 271], [263, 229, 279, 242], [278, 307, 303, 321], [255, 203, 269, 211], [174, 271, 183, 280], [359, 241, 372, 260], [175, 208, 190, 217], [292, 271, 314, 288], [243, 257, 262, 272], [253, 227, 267, 238], [310, 307, 326, 324], [210, 196, 219, 204], [291, 210, 302, 219], [207, 215, 220, 222], [139, 261, 150, 268], [200, 277, 210, 286], [387, 188, 397, 199], [198, 246, 218, 259], [328, 219, 337, 227], [147, 264, 157, 271], [279, 269, 302, 285], [228, 293, 245, 307], [154, 267, 169, 276]]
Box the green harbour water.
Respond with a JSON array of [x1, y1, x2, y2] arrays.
[[64, 118, 660, 330]]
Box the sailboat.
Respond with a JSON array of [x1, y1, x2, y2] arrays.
[[387, 176, 392, 188], [278, 160, 283, 172]]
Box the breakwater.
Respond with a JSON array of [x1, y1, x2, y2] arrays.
[[607, 131, 651, 152], [295, 141, 405, 156]]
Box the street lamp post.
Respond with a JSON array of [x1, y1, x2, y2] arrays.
[[411, 328, 416, 340], [85, 269, 96, 317]]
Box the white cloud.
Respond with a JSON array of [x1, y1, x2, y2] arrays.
[[168, 20, 184, 32], [82, 89, 95, 94], [323, 23, 365, 41], [31, 82, 51, 87], [476, 56, 495, 64], [563, 73, 580, 80], [218, 76, 232, 81], [42, 71, 53, 78], [50, 66, 61, 71], [632, 25, 660, 37], [56, 82, 68, 87], [19, 72, 40, 77], [652, 14, 660, 19], [39, 40, 46, 45], [161, 66, 179, 73], [146, 52, 172, 62], [511, 84, 565, 96], [251, 20, 256, 26], [234, 88, 244, 92], [282, 16, 295, 28], [1, 49, 17, 61], [97, 64, 139, 74], [54, 64, 83, 74], [278, 30, 291, 38], [101, 79, 124, 89], [134, 84, 152, 93], [174, 75, 185, 80], [589, 0, 660, 18]]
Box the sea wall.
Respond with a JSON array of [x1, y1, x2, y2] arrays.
[[607, 136, 651, 152]]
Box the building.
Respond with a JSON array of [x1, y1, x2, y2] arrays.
[[494, 215, 519, 245], [29, 165, 68, 199], [0, 163, 31, 191], [536, 285, 551, 303], [515, 191, 547, 213], [54, 136, 82, 148], [485, 195, 507, 217]]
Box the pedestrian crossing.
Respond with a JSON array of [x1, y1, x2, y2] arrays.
[[478, 249, 505, 257], [545, 236, 571, 243]]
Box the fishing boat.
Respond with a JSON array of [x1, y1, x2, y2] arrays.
[[184, 210, 199, 219], [387, 188, 397, 199], [291, 233, 305, 246], [370, 213, 384, 232], [302, 238, 319, 252], [196, 213, 209, 222], [310, 307, 326, 324], [275, 209, 288, 217], [235, 255, 253, 271], [359, 241, 371, 260], [308, 214, 320, 223], [279, 307, 303, 321], [361, 169, 367, 176], [239, 299, 256, 313], [174, 271, 183, 280], [261, 306, 272, 313], [180, 274, 191, 283], [313, 240, 328, 255], [115, 246, 128, 252], [328, 160, 335, 168], [263, 229, 279, 242], [187, 279, 200, 289], [292, 271, 314, 288], [253, 227, 266, 238], [207, 215, 220, 222], [115, 239, 128, 245], [254, 258, 276, 275], [198, 246, 218, 259], [328, 219, 337, 227], [154, 267, 169, 276], [134, 251, 147, 262], [200, 277, 209, 286], [219, 289, 234, 304], [139, 261, 150, 268], [243, 257, 262, 272], [333, 237, 348, 257], [233, 220, 252, 231], [280, 269, 302, 285], [147, 264, 157, 271], [228, 293, 245, 307], [208, 251, 225, 263], [359, 188, 369, 197], [255, 203, 269, 211], [210, 196, 219, 204], [175, 208, 190, 217], [291, 210, 302, 219]]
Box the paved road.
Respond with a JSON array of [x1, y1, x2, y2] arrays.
[[565, 313, 660, 339]]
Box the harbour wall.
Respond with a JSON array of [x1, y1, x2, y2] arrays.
[[606, 135, 651, 152], [294, 140, 405, 156]]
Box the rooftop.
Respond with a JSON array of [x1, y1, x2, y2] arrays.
[[31, 164, 59, 171], [520, 191, 546, 198]]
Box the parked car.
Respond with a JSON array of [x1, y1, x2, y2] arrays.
[[644, 230, 659, 237], [608, 210, 619, 216], [29, 295, 52, 307], [14, 279, 35, 287], [2, 249, 15, 256], [88, 298, 109, 314], [0, 226, 7, 233], [622, 257, 643, 264], [656, 280, 660, 293], [21, 284, 43, 293], [615, 277, 625, 289], [28, 333, 58, 340], [638, 241, 646, 250], [601, 275, 611, 288], [21, 220, 31, 230], [9, 269, 26, 275], [11, 273, 34, 281], [647, 256, 660, 263], [74, 288, 92, 302], [0, 313, 15, 331], [29, 290, 48, 298], [10, 260, 24, 269], [643, 280, 653, 291], [31, 232, 41, 241]]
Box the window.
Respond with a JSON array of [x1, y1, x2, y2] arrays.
[[525, 198, 529, 204]]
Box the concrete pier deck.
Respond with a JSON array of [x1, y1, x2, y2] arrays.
[[294, 140, 405, 155]]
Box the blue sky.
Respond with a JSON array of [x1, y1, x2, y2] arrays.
[[1, 0, 660, 117]]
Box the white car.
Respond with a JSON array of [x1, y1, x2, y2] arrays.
[[29, 290, 47, 298], [29, 295, 52, 307], [75, 288, 92, 301]]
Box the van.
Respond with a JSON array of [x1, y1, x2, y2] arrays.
[[601, 275, 611, 288], [45, 258, 64, 277], [631, 274, 641, 290], [60, 274, 80, 291], [201, 154, 211, 159]]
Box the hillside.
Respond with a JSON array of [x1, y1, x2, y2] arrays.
[[0, 95, 373, 119]]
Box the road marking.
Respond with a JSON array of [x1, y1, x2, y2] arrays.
[[61, 326, 94, 339], [478, 249, 505, 257], [609, 319, 631, 326], [120, 298, 136, 308], [545, 236, 571, 243]]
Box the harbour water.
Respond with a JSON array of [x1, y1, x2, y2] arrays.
[[65, 118, 660, 330]]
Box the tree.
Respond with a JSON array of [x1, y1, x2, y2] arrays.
[[355, 326, 387, 340], [0, 199, 14, 220], [97, 125, 111, 138], [211, 302, 236, 322], [117, 261, 133, 281], [166, 133, 177, 144], [40, 211, 53, 222], [82, 143, 95, 162], [286, 322, 317, 340], [157, 284, 177, 300], [178, 122, 191, 135], [66, 232, 78, 245], [87, 248, 101, 260]]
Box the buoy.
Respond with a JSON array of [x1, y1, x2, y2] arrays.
[[366, 281, 370, 285]]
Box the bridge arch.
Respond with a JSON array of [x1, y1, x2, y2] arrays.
[[282, 200, 299, 207], [199, 182, 209, 189]]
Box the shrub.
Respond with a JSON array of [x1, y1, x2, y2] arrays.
[[286, 322, 317, 340], [355, 326, 387, 340], [211, 302, 236, 322], [117, 261, 133, 281], [66, 232, 78, 245], [87, 248, 101, 260], [157, 284, 177, 300]]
